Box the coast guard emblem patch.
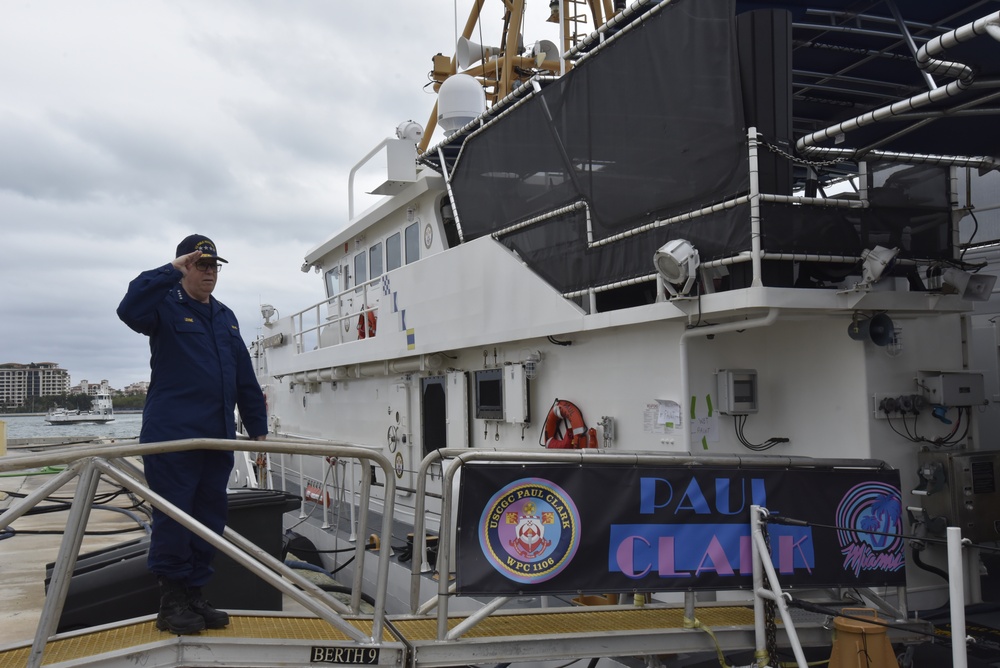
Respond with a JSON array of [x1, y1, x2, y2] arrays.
[[478, 478, 580, 584]]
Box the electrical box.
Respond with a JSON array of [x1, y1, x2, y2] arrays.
[[473, 368, 503, 420], [915, 449, 1000, 542], [920, 371, 985, 407], [503, 363, 530, 424], [717, 369, 758, 415]]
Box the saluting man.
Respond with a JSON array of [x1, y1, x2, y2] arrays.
[[118, 234, 268, 635]]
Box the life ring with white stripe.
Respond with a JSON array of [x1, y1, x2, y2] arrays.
[[357, 309, 377, 339], [541, 399, 596, 449]]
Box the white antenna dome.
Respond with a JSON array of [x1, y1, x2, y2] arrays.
[[438, 74, 486, 136]]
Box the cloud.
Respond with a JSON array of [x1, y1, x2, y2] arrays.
[[0, 0, 557, 392]]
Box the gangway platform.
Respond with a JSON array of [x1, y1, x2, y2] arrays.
[[0, 603, 929, 668], [0, 440, 942, 668]]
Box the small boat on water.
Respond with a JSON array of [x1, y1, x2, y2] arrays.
[[44, 393, 115, 425]]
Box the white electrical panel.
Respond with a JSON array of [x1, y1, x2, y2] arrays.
[[504, 364, 530, 424], [717, 369, 759, 415], [920, 371, 985, 407]]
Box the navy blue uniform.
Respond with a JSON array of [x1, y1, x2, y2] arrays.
[[118, 264, 267, 585]]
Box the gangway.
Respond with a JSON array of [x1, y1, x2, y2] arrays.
[[0, 443, 938, 667]]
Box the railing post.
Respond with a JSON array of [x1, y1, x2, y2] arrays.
[[28, 462, 101, 668], [747, 126, 764, 288], [948, 527, 969, 668], [751, 504, 809, 668], [750, 505, 769, 666], [352, 459, 374, 615]]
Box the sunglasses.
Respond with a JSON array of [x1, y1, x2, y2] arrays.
[[194, 261, 222, 273]]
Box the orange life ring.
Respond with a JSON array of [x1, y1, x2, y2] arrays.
[[542, 399, 595, 449], [357, 309, 377, 339]]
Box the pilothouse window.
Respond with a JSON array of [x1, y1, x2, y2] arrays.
[[325, 268, 339, 297], [386, 232, 402, 272], [405, 222, 419, 264], [370, 242, 383, 278], [354, 252, 367, 290]]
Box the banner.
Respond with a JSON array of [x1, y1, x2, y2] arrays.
[[456, 464, 905, 595]]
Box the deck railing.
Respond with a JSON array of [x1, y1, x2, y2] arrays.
[[406, 448, 927, 667], [290, 275, 382, 353], [0, 437, 396, 668]]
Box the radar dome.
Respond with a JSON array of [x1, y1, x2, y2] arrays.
[[438, 74, 486, 136]]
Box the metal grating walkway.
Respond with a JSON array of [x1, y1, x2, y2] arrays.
[[0, 615, 391, 667], [0, 604, 932, 668]]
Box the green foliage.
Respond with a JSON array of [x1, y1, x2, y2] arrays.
[[0, 393, 145, 414], [114, 394, 146, 410]]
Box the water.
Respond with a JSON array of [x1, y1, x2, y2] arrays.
[[1, 412, 142, 441]]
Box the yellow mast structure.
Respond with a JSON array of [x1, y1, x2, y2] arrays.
[[419, 0, 621, 154]]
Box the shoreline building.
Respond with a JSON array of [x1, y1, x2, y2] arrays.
[[71, 379, 112, 397], [0, 362, 71, 409]]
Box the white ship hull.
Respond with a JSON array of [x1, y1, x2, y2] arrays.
[[249, 2, 1000, 665]]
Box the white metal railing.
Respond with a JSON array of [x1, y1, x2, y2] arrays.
[[290, 275, 383, 353], [486, 125, 991, 307], [0, 437, 396, 668], [750, 505, 809, 668]]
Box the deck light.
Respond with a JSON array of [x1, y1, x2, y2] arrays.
[[654, 239, 700, 297], [858, 246, 898, 288]]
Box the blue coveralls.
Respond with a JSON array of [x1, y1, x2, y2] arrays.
[[117, 264, 268, 585]]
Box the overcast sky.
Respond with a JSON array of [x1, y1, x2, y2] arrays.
[[1, 1, 558, 391]]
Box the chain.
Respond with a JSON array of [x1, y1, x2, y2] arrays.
[[759, 519, 779, 667], [760, 139, 847, 169]]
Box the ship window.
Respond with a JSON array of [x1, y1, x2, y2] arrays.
[[386, 232, 402, 271], [405, 222, 419, 264], [370, 242, 383, 279], [354, 252, 367, 288], [325, 268, 339, 297]]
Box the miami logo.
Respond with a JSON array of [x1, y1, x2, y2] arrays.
[[479, 478, 580, 584], [835, 481, 905, 577]]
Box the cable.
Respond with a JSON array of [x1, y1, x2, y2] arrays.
[[767, 514, 1000, 553], [786, 598, 945, 643], [911, 548, 949, 582], [960, 208, 979, 260], [733, 414, 789, 451], [881, 405, 969, 447]]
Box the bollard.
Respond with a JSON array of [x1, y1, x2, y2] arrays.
[[828, 608, 897, 668]]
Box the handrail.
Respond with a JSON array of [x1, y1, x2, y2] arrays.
[[750, 505, 808, 668], [0, 437, 395, 668], [287, 274, 382, 353]]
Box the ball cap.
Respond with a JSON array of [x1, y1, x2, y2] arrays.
[[176, 234, 228, 263]]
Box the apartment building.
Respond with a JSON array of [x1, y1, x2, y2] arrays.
[[0, 362, 71, 408]]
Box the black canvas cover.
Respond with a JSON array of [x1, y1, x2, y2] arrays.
[[437, 0, 958, 299], [450, 0, 750, 295]]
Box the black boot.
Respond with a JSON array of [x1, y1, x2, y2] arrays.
[[156, 577, 205, 635], [187, 586, 230, 629]]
